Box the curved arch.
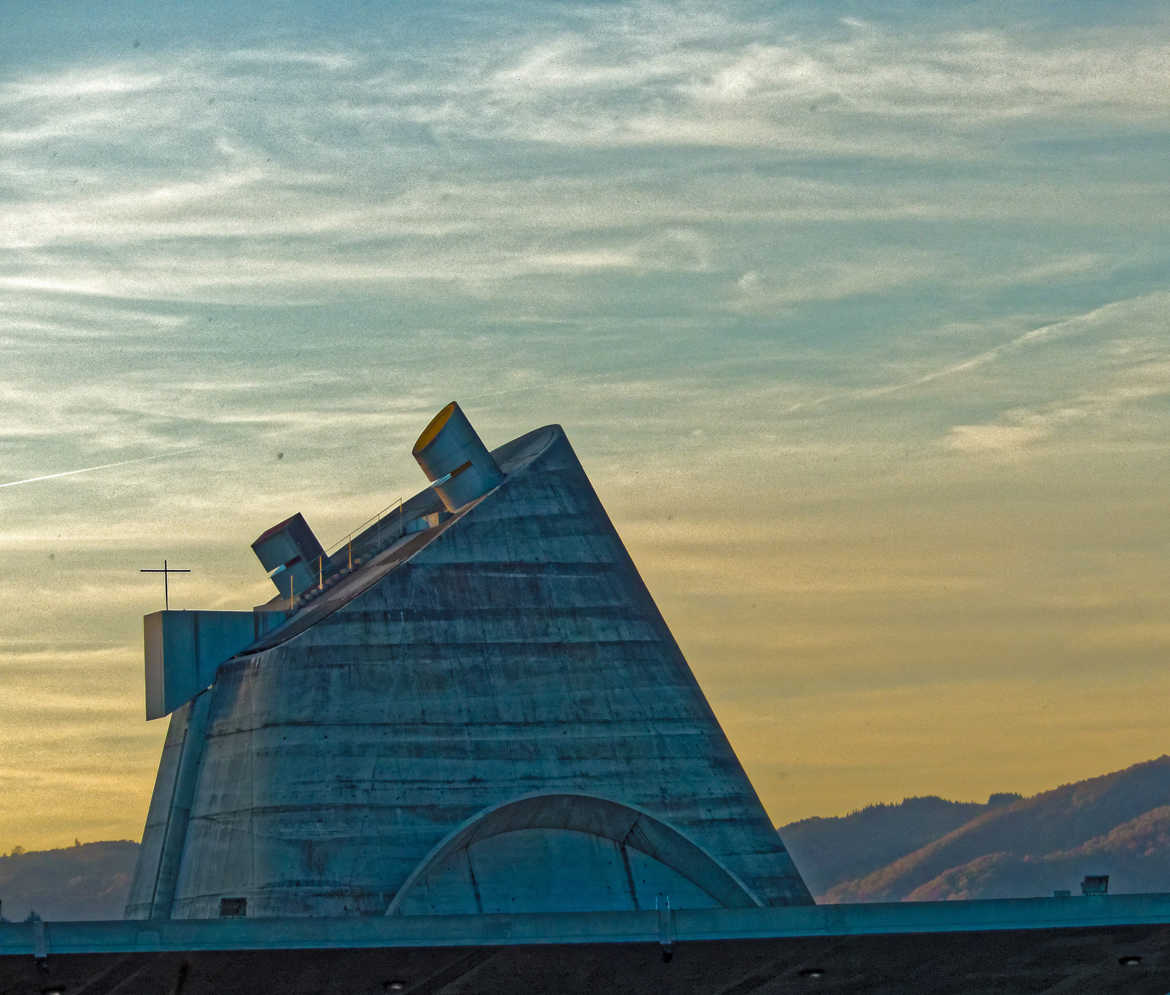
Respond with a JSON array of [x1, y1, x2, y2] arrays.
[[386, 792, 763, 915]]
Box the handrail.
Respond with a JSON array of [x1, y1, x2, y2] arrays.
[[324, 497, 403, 555], [288, 497, 409, 610]]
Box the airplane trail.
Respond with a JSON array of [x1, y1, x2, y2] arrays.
[[0, 449, 198, 490]]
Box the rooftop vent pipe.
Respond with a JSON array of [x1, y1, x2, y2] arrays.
[[412, 402, 503, 511]]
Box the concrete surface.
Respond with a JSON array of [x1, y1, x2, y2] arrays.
[[143, 611, 260, 720], [6, 895, 1170, 993], [385, 793, 763, 915], [126, 420, 810, 920]]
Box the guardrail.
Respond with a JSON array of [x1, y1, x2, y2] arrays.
[[284, 498, 409, 611]]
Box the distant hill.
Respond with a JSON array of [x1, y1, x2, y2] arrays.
[[895, 804, 1170, 902], [779, 794, 1017, 897], [778, 756, 1170, 903], [0, 841, 138, 922]]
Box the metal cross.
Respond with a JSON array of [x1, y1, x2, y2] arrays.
[[140, 559, 191, 610]]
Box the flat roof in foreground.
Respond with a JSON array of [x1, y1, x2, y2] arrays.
[[3, 894, 1170, 993]]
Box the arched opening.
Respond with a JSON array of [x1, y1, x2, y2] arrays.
[[386, 793, 763, 915]]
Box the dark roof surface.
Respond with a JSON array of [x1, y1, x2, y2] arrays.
[[4, 896, 1170, 994]]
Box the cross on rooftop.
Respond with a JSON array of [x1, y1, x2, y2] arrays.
[[140, 559, 191, 610]]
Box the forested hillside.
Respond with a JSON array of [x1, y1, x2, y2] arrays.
[[779, 756, 1170, 902], [0, 841, 137, 922]]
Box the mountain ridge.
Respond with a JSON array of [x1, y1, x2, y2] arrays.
[[0, 840, 138, 922], [779, 755, 1170, 902]]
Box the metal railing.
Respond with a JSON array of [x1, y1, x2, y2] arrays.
[[325, 497, 405, 559], [286, 497, 410, 611]]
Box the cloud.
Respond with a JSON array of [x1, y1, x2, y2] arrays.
[[779, 292, 1170, 419], [2, 66, 167, 102], [946, 420, 1068, 458], [0, 1, 1168, 848], [2, 7, 1166, 312], [947, 379, 1170, 459], [0, 449, 200, 491], [446, 12, 1170, 150], [731, 249, 944, 312], [223, 48, 358, 71], [943, 294, 1170, 457]]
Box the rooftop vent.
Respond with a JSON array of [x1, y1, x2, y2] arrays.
[[413, 402, 502, 512], [1081, 875, 1109, 896], [251, 512, 324, 599]]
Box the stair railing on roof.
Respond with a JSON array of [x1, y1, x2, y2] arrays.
[[324, 496, 404, 557], [287, 497, 408, 610]]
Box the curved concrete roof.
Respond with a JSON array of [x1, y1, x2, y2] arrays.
[[386, 792, 764, 915]]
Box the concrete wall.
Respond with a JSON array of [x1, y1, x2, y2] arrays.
[[144, 611, 260, 720], [387, 793, 761, 915], [130, 424, 811, 918], [125, 693, 211, 919]]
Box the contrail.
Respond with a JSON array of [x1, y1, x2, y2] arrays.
[[0, 449, 199, 490]]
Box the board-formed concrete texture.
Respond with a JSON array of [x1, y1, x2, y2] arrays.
[[143, 611, 267, 720], [126, 405, 812, 920]]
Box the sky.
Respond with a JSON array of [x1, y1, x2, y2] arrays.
[[1, 0, 1169, 852]]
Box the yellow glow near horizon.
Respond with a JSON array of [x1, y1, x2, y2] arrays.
[[2, 3, 1169, 854]]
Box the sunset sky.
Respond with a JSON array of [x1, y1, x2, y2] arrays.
[[2, 0, 1169, 852]]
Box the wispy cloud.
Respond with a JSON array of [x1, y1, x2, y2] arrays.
[[1, 0, 1169, 846], [2, 6, 1166, 309], [948, 371, 1170, 458], [731, 249, 944, 312], [941, 294, 1170, 457], [781, 292, 1170, 417], [0, 449, 200, 490]]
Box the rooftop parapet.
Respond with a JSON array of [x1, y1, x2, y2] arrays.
[[144, 610, 269, 720]]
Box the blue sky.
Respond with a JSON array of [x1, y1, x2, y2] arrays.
[[2, 1, 1169, 849]]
